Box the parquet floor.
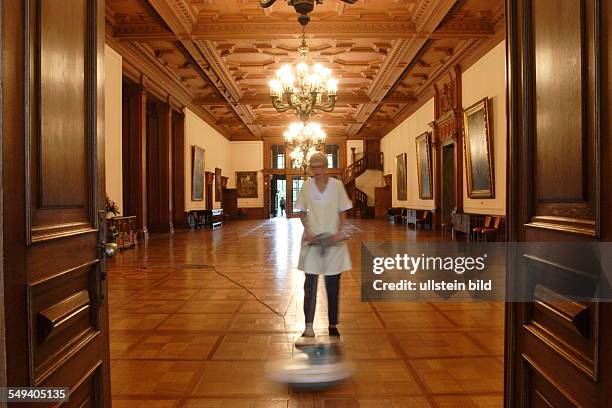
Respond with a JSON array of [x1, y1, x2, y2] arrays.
[[108, 218, 504, 408]]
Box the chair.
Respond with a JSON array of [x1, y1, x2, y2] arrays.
[[415, 210, 432, 231], [480, 216, 502, 242], [395, 208, 408, 224], [387, 208, 404, 224], [472, 216, 492, 241]]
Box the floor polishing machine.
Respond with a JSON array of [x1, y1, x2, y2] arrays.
[[265, 337, 353, 391]]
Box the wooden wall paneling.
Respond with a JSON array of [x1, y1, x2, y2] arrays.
[[2, 0, 111, 405], [430, 124, 442, 229], [146, 99, 160, 231], [223, 189, 238, 220], [145, 97, 173, 234], [121, 82, 132, 216], [205, 171, 214, 210], [159, 99, 174, 232], [123, 82, 148, 237], [172, 110, 186, 228], [339, 139, 347, 169]]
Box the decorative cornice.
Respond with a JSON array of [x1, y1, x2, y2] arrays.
[[113, 25, 175, 41], [147, 0, 194, 39], [367, 38, 425, 100], [192, 21, 418, 40], [413, 0, 457, 33], [172, 0, 196, 29], [194, 40, 242, 102]]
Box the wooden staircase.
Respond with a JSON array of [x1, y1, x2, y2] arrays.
[[342, 153, 384, 219]]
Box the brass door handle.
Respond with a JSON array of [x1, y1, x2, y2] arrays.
[[99, 242, 118, 258]]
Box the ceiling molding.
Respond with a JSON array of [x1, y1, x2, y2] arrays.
[[147, 0, 194, 38], [191, 21, 418, 40]]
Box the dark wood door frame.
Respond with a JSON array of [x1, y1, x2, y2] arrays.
[[0, 0, 6, 388], [0, 0, 5, 386]]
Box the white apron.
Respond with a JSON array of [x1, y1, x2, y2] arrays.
[[295, 178, 353, 276]]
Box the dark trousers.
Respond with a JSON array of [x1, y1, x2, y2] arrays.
[[303, 273, 341, 325]]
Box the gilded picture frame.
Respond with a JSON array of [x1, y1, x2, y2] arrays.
[[191, 146, 205, 201], [236, 171, 258, 198], [463, 97, 494, 198], [396, 153, 407, 201], [415, 132, 433, 199]]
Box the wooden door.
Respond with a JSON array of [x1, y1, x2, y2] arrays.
[[505, 0, 611, 406], [2, 0, 111, 406], [441, 142, 455, 225]]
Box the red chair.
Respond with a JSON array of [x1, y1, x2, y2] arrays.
[[472, 216, 492, 241], [480, 216, 502, 242]]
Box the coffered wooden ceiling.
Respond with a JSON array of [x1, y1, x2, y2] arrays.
[[106, 0, 505, 140]]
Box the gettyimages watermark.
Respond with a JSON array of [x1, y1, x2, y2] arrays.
[[360, 242, 612, 302]]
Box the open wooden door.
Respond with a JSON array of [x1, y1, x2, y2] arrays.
[[2, 0, 111, 406], [505, 0, 611, 406]]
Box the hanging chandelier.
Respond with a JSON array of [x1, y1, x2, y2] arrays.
[[284, 122, 326, 171], [269, 34, 338, 122], [259, 0, 358, 26]]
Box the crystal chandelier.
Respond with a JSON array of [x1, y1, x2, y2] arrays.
[[269, 35, 338, 122], [284, 122, 326, 171]]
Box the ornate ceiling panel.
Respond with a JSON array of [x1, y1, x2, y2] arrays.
[[106, 0, 505, 140]]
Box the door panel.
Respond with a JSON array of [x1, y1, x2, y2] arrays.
[[2, 0, 110, 406], [506, 0, 610, 406]]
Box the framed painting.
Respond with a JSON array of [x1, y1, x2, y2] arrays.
[[214, 167, 222, 202], [236, 171, 258, 198], [396, 153, 407, 201], [463, 97, 494, 198], [191, 146, 205, 201], [415, 132, 433, 199]]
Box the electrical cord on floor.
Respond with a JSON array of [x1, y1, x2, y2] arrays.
[[194, 264, 296, 334], [141, 262, 297, 339]]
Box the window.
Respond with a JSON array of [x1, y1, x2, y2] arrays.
[[271, 144, 285, 169], [325, 144, 340, 168], [291, 177, 304, 214]]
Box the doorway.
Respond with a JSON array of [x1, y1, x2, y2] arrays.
[[270, 175, 287, 218], [287, 175, 305, 218], [441, 142, 456, 224]]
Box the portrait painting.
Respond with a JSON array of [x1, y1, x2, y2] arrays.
[[396, 153, 407, 201], [236, 171, 258, 198], [463, 97, 494, 198], [215, 167, 222, 202], [191, 146, 205, 201], [415, 132, 433, 199]]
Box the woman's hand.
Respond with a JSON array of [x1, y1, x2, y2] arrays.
[[303, 229, 316, 242]]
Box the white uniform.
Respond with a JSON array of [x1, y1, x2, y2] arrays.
[[295, 177, 353, 275]]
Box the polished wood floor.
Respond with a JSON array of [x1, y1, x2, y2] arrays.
[[108, 218, 504, 408]]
